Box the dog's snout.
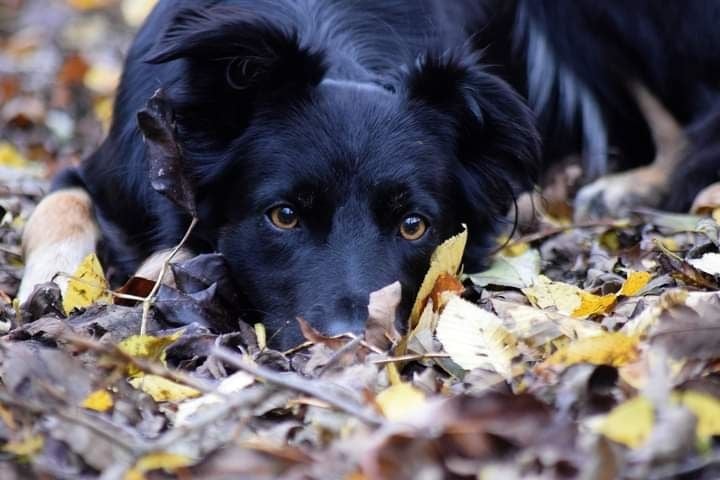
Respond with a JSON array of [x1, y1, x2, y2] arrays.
[[304, 295, 368, 336]]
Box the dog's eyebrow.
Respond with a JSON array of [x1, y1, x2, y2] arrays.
[[371, 181, 411, 213]]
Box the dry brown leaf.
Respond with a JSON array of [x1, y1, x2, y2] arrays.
[[409, 228, 467, 327]]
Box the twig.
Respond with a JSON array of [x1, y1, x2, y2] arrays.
[[61, 333, 214, 393], [372, 353, 450, 365], [316, 336, 363, 377], [147, 386, 271, 452], [501, 219, 632, 251], [141, 216, 198, 335], [0, 390, 143, 454], [212, 347, 385, 427]]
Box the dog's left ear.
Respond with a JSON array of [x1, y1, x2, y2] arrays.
[[141, 6, 327, 147], [145, 6, 326, 94], [407, 52, 541, 269]]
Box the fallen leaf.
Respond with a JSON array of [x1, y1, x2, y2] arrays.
[[467, 248, 540, 289], [410, 228, 467, 327], [675, 390, 720, 446], [436, 296, 516, 379], [118, 330, 184, 376], [121, 0, 158, 27], [597, 396, 654, 448], [649, 293, 720, 360], [571, 291, 617, 318], [125, 452, 194, 480], [522, 275, 582, 314], [365, 281, 402, 351], [3, 434, 44, 457], [128, 374, 201, 402], [544, 332, 638, 368], [63, 252, 112, 313], [175, 371, 254, 426], [427, 273, 464, 312], [83, 62, 121, 95], [688, 252, 720, 276], [375, 383, 426, 421], [67, 0, 115, 10], [81, 389, 114, 412], [137, 89, 197, 217], [0, 142, 28, 169]]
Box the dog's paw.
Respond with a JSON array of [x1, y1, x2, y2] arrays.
[[574, 166, 667, 220]]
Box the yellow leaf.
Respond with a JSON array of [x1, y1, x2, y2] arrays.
[[129, 375, 201, 402], [436, 297, 516, 379], [410, 228, 467, 327], [84, 63, 121, 95], [545, 332, 638, 368], [3, 434, 44, 457], [469, 249, 540, 289], [254, 323, 267, 351], [0, 142, 28, 169], [503, 241, 529, 257], [118, 331, 184, 376], [376, 383, 426, 421], [81, 389, 114, 412], [618, 271, 652, 297], [124, 452, 193, 480], [675, 391, 720, 444], [522, 275, 582, 314], [121, 0, 158, 27], [67, 0, 115, 10], [0, 403, 16, 430], [63, 253, 112, 313], [571, 291, 617, 318], [598, 396, 654, 448]]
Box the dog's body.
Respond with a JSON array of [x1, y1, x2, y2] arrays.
[[20, 0, 539, 348], [476, 0, 720, 216], [23, 1, 720, 348]]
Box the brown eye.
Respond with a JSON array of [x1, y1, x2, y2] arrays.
[[269, 205, 299, 229], [399, 215, 427, 241]]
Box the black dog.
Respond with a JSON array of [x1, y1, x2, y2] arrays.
[[475, 0, 720, 218], [20, 0, 539, 349]]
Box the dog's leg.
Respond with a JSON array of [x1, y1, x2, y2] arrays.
[[18, 188, 99, 302], [574, 82, 688, 219], [133, 248, 194, 288]]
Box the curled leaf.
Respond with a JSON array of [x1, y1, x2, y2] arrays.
[[63, 253, 112, 313], [410, 228, 467, 327]]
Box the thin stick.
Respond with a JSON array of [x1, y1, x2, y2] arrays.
[[372, 353, 450, 365], [501, 219, 631, 251], [141, 216, 198, 335], [0, 390, 143, 454], [62, 333, 214, 393], [316, 336, 363, 377], [147, 387, 271, 452], [212, 347, 385, 427]]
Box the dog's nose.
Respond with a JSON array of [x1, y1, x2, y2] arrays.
[[305, 296, 368, 336]]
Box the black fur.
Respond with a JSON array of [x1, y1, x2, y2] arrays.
[[58, 0, 540, 348], [475, 0, 720, 209]]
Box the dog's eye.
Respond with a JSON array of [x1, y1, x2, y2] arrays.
[[399, 215, 427, 241], [269, 205, 299, 229]]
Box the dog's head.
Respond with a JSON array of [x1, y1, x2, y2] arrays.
[[145, 6, 539, 349]]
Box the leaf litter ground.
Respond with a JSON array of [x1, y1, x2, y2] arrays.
[[3, 2, 720, 479]]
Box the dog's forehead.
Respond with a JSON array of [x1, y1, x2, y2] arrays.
[[253, 84, 450, 173]]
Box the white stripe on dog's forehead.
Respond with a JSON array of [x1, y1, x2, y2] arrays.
[[320, 78, 392, 95]]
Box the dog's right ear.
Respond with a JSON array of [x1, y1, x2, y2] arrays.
[[145, 6, 326, 94]]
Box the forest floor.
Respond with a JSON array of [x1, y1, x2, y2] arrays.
[[1, 1, 720, 479]]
